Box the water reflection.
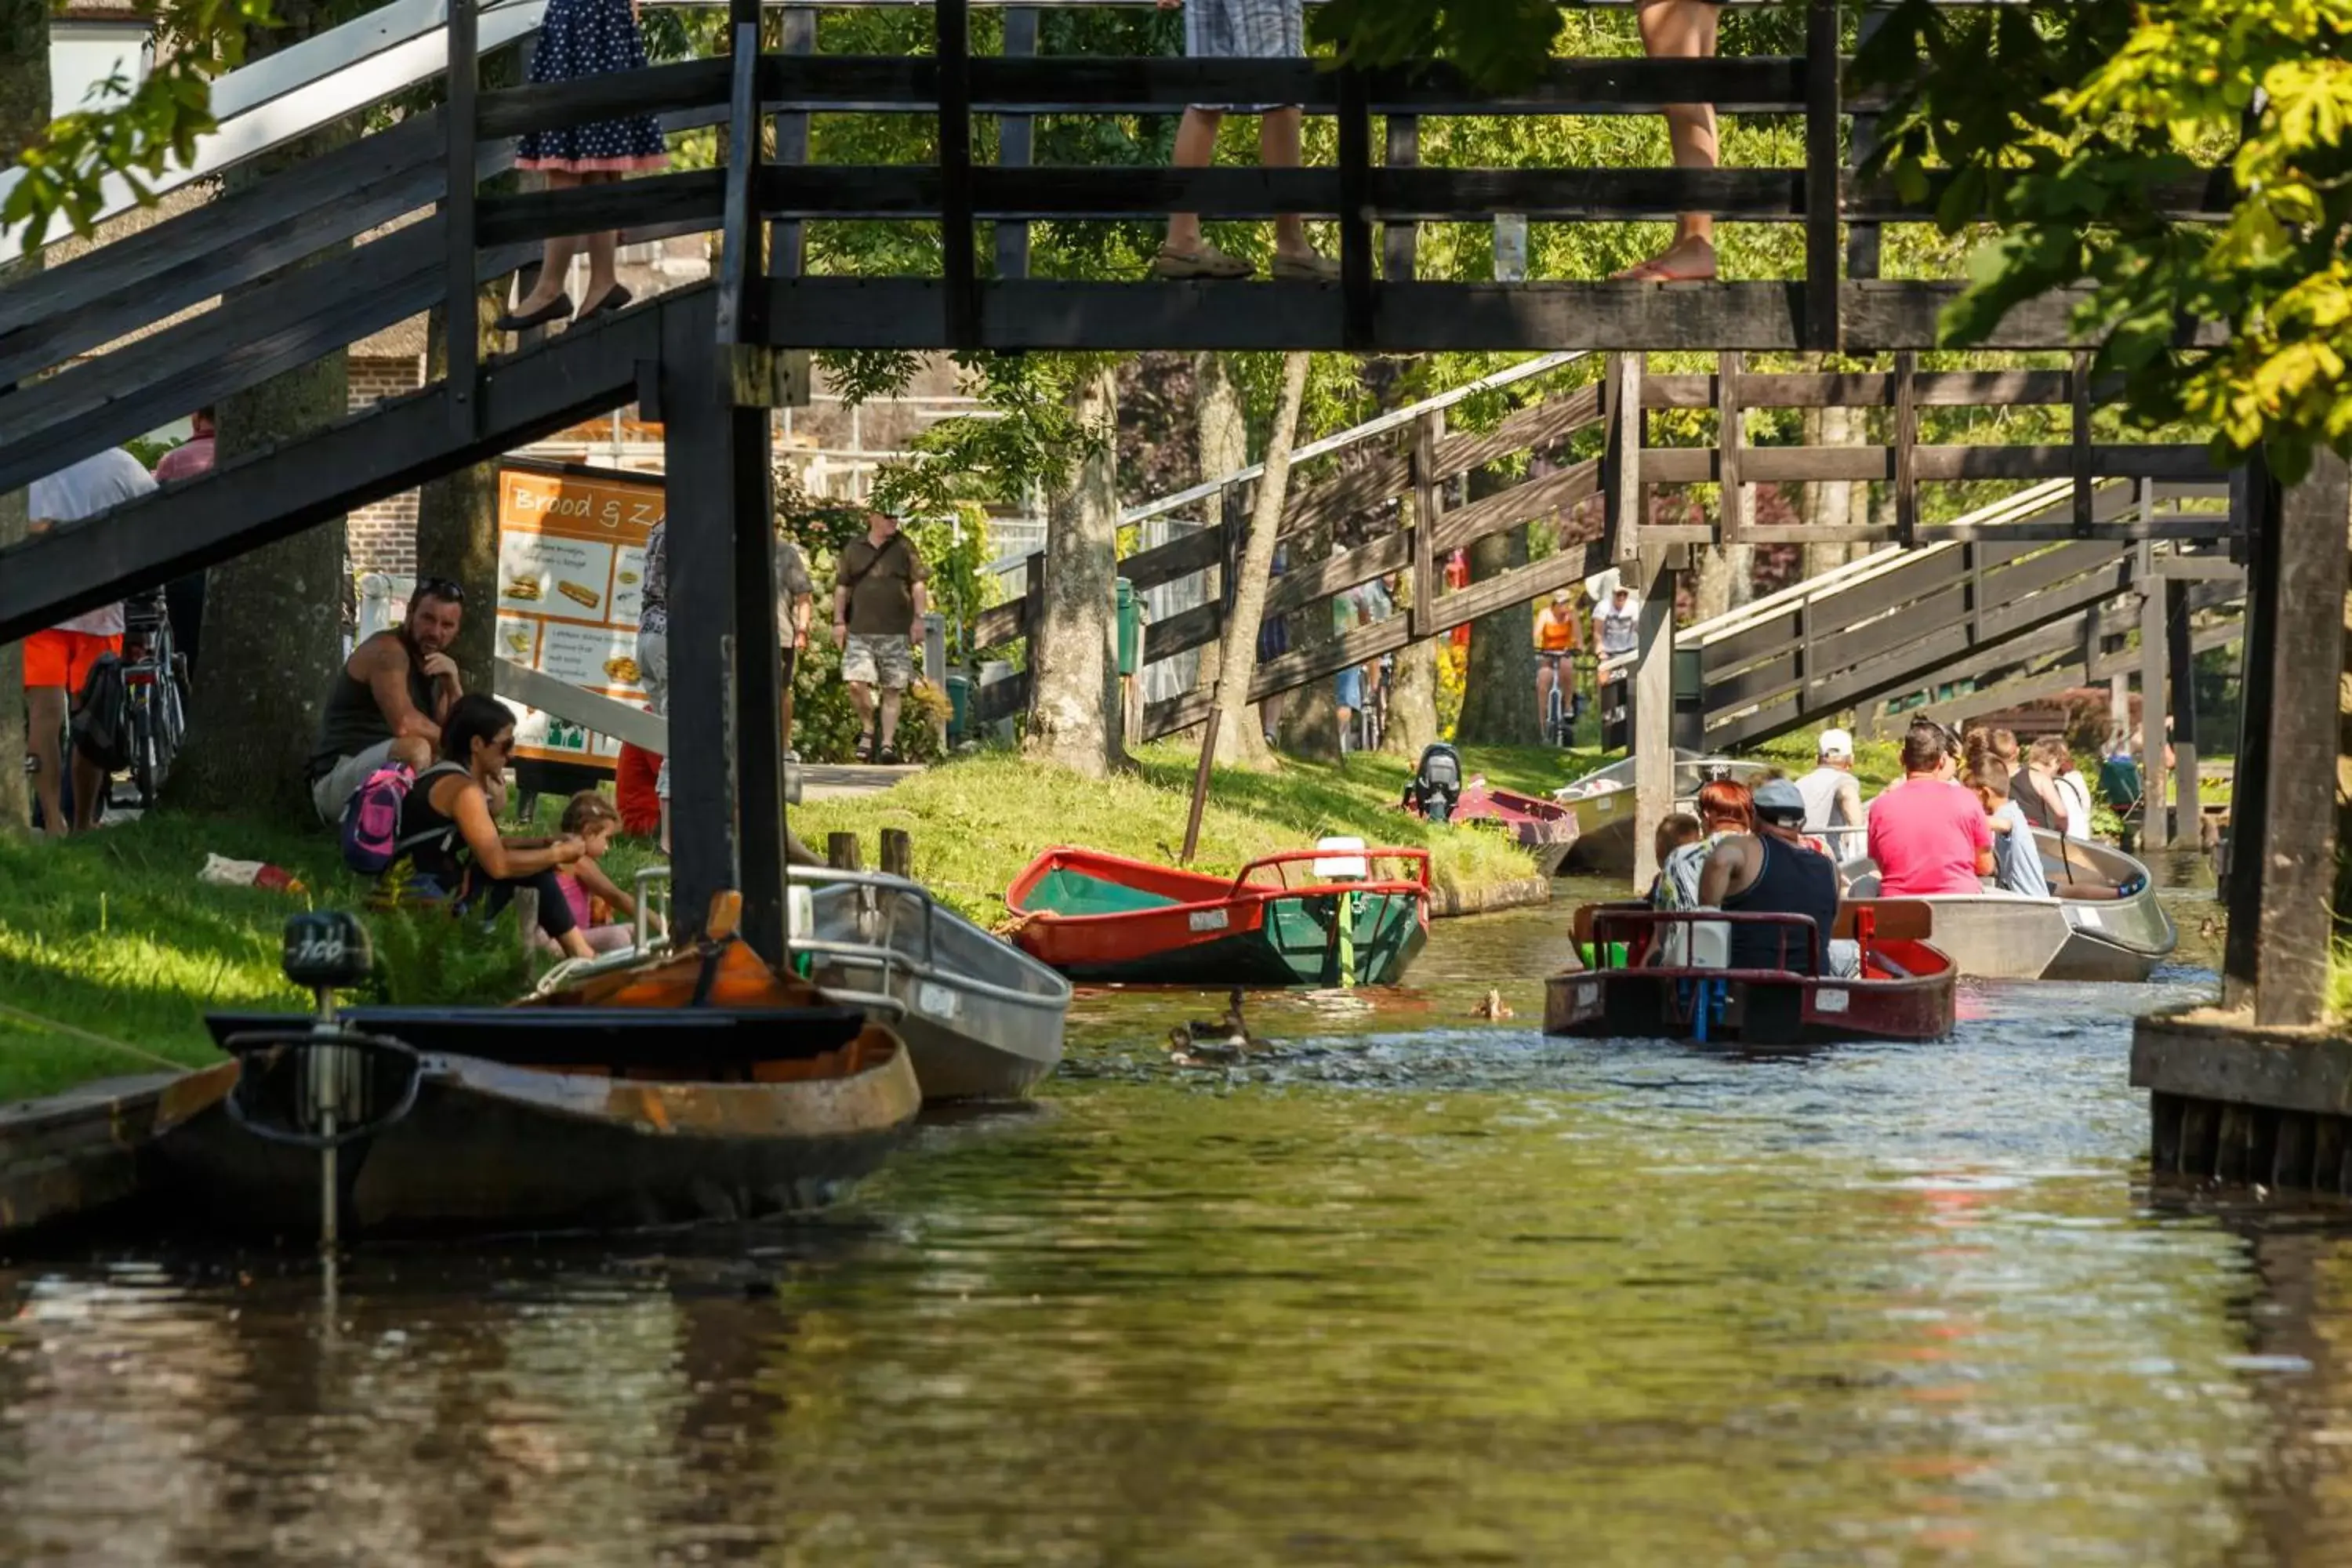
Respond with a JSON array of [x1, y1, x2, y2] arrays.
[[2, 895, 2340, 1566]]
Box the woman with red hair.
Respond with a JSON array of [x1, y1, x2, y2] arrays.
[[1652, 777, 1754, 910]]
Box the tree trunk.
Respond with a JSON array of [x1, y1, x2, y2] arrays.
[[1454, 470, 1536, 744], [1189, 351, 1247, 710], [1692, 541, 1755, 622], [1210, 352, 1311, 768], [1287, 518, 1342, 763], [169, 17, 354, 816], [0, 0, 45, 833], [1802, 402, 1859, 582], [1024, 359, 1127, 777], [417, 285, 506, 695], [1385, 474, 1441, 756]]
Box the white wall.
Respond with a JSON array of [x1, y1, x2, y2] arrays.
[[51, 25, 152, 118]]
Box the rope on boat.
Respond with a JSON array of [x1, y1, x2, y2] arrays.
[[0, 1000, 189, 1073]]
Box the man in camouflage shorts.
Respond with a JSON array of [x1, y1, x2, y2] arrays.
[[832, 507, 927, 764]]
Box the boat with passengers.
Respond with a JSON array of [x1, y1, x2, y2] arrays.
[[1546, 900, 1957, 1047], [1838, 827, 2175, 981], [1550, 752, 1779, 875]]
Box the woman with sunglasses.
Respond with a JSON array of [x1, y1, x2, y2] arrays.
[[399, 694, 597, 960]]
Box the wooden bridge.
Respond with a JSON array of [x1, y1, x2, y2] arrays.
[[0, 0, 2333, 1023]]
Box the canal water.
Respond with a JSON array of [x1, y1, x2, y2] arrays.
[[6, 871, 2347, 1566]]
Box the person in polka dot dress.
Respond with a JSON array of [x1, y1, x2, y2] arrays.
[[496, 0, 668, 332]]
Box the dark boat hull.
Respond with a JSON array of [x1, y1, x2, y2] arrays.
[[1544, 963, 1955, 1047], [140, 1040, 921, 1238]]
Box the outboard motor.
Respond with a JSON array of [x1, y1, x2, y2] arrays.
[[224, 912, 421, 1249], [1406, 742, 1464, 824]]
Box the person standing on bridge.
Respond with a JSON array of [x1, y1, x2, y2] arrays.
[[1614, 0, 1726, 282], [1149, 0, 1338, 281], [495, 0, 669, 332], [1865, 721, 1993, 897]]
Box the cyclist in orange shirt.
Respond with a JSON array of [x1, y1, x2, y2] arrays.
[[1533, 589, 1581, 742]]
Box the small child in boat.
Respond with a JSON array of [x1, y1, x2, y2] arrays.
[[1965, 768, 2051, 898], [1646, 812, 1704, 907], [543, 792, 647, 955]]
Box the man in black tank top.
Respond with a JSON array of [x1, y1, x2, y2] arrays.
[[307, 580, 466, 823], [1697, 778, 1846, 975]]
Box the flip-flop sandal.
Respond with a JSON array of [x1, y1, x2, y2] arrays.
[[1612, 259, 1718, 283], [1269, 251, 1341, 282], [1151, 243, 1254, 281]]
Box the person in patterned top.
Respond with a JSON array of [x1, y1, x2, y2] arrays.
[[495, 0, 668, 333]]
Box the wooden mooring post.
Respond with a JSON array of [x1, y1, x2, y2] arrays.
[[880, 827, 913, 880], [826, 832, 861, 871]]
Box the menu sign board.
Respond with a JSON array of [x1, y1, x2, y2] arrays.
[[494, 461, 666, 769]]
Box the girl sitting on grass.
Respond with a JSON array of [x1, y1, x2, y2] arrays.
[[545, 791, 653, 956]]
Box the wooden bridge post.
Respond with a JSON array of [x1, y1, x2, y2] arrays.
[[2167, 574, 2201, 844], [1606, 353, 1674, 890], [768, 6, 815, 279], [442, 0, 479, 439], [996, 6, 1037, 280], [2139, 535, 2171, 848], [2222, 452, 2349, 1025]]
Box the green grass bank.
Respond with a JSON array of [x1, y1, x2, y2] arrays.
[[0, 746, 1557, 1103]]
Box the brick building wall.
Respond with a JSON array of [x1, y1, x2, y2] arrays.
[[346, 355, 425, 578]]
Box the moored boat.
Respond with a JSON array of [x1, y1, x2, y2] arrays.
[[1545, 900, 1957, 1047], [1005, 844, 1431, 986], [181, 906, 921, 1239], [1424, 778, 1580, 876], [1839, 827, 2175, 981], [1552, 753, 1777, 875], [790, 866, 1070, 1102]]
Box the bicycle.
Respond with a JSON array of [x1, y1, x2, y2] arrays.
[[119, 589, 189, 810], [1534, 648, 1580, 748]]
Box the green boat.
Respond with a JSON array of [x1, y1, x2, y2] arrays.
[[1004, 845, 1432, 986]]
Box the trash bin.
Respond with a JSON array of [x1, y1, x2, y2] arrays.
[[946, 673, 971, 742], [1115, 578, 1142, 677]]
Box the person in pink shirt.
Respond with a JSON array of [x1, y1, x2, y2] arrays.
[[1866, 721, 1994, 896], [151, 408, 216, 680]]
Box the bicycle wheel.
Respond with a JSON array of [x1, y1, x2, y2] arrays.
[[128, 693, 158, 811]]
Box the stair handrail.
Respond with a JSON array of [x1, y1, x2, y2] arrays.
[[1, 0, 549, 263], [1119, 350, 1589, 528]]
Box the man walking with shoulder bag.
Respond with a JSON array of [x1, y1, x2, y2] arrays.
[[833, 508, 927, 764]]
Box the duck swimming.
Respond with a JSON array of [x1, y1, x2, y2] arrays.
[[1167, 989, 1268, 1066], [1471, 988, 1514, 1020]]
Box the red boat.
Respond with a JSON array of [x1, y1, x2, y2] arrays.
[[1544, 900, 1956, 1047], [1413, 777, 1579, 876], [1004, 845, 1432, 986]]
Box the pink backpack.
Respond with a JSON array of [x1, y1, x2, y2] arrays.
[[339, 760, 463, 875]]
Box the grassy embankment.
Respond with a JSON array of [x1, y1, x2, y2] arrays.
[[0, 745, 1556, 1102]]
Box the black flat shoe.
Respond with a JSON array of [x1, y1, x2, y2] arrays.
[[493, 293, 572, 333], [574, 283, 633, 324]]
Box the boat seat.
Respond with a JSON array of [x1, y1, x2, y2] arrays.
[[205, 1005, 868, 1070]]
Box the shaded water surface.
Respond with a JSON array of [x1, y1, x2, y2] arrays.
[[5, 882, 2347, 1566]]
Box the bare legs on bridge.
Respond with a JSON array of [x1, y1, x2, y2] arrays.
[[1158, 107, 1334, 280], [500, 170, 628, 327], [1616, 0, 1722, 283], [25, 687, 102, 835]]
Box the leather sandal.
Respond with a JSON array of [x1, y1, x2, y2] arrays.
[[1269, 250, 1340, 282], [494, 293, 573, 333]]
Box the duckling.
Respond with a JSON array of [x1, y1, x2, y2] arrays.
[[1166, 1025, 1243, 1069], [1168, 989, 1269, 1058], [2198, 913, 2223, 942], [1471, 987, 1515, 1020]]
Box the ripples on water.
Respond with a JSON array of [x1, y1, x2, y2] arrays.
[[5, 882, 2348, 1566]]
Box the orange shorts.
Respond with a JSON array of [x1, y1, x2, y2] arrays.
[[22, 629, 122, 694]]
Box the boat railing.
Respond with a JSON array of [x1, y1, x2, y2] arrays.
[[528, 863, 681, 997], [1227, 847, 1432, 898], [787, 866, 1073, 1015], [1588, 907, 1824, 977]]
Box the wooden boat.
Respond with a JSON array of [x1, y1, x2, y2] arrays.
[[1551, 753, 1778, 875], [181, 904, 921, 1238], [1545, 900, 1957, 1047], [790, 866, 1070, 1102], [1430, 778, 1580, 876], [1004, 844, 1431, 986], [1838, 827, 2176, 981]]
